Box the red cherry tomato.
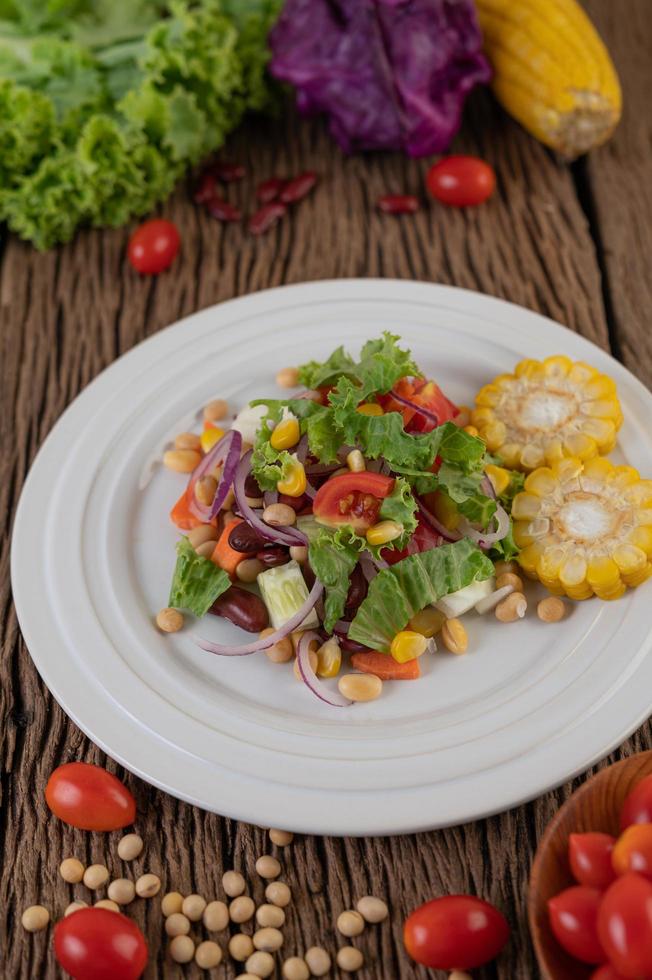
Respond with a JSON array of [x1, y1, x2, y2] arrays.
[[569, 832, 617, 889], [312, 473, 395, 533], [54, 908, 148, 980], [597, 873, 652, 978], [613, 824, 652, 879], [403, 895, 510, 970], [591, 966, 631, 980], [127, 219, 180, 274], [45, 762, 136, 831], [379, 377, 458, 433], [621, 775, 652, 830], [426, 156, 496, 207], [548, 886, 606, 964]]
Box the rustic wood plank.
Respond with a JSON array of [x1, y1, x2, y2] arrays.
[[580, 0, 652, 389], [0, 33, 646, 979]]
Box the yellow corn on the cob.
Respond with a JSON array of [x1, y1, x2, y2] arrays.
[[475, 0, 622, 159], [513, 456, 652, 600], [472, 356, 622, 472]]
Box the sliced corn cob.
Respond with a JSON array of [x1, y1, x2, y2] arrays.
[[513, 456, 652, 600], [472, 356, 622, 471]]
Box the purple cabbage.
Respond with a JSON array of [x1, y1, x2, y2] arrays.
[[269, 0, 492, 157]]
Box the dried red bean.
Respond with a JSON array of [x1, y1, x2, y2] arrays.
[[256, 546, 290, 569], [244, 473, 263, 498], [194, 172, 217, 204], [344, 564, 368, 617], [278, 493, 308, 512], [209, 586, 269, 632], [215, 161, 245, 182], [228, 522, 267, 555], [377, 194, 420, 215], [249, 202, 287, 236], [280, 172, 317, 204], [206, 197, 242, 222], [256, 177, 285, 204]]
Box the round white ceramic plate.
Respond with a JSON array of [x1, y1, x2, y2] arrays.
[[11, 280, 652, 836]]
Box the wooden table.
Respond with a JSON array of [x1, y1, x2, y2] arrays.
[[2, 2, 650, 977]]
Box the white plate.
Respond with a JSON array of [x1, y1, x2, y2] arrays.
[[11, 280, 652, 836]]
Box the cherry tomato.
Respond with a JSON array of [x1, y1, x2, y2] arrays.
[[379, 377, 458, 433], [54, 908, 148, 980], [620, 775, 652, 830], [597, 873, 652, 978], [403, 895, 510, 970], [312, 473, 395, 533], [548, 886, 606, 964], [613, 824, 652, 879], [46, 762, 136, 831], [426, 156, 496, 207], [127, 219, 180, 275], [569, 832, 617, 889], [591, 966, 631, 980]]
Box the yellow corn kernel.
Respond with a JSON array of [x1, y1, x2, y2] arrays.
[[464, 425, 479, 437], [628, 526, 652, 556], [563, 432, 597, 460], [474, 385, 501, 408], [428, 493, 460, 531], [485, 464, 510, 497], [472, 407, 496, 426], [612, 543, 647, 575], [560, 555, 588, 588], [200, 426, 225, 453], [581, 398, 621, 421], [519, 444, 545, 470], [481, 421, 507, 453], [277, 457, 306, 497], [366, 520, 403, 547], [346, 449, 365, 472], [543, 355, 573, 377], [356, 403, 384, 416], [622, 563, 652, 588], [511, 493, 542, 521], [587, 557, 621, 591], [408, 607, 445, 638], [316, 638, 342, 678], [544, 439, 565, 465], [524, 468, 558, 497], [390, 631, 428, 663], [270, 417, 300, 451]]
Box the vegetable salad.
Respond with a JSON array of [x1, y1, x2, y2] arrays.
[[161, 334, 652, 707]]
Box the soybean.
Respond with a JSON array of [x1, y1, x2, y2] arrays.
[[222, 869, 246, 897], [95, 899, 120, 912], [187, 524, 218, 549], [229, 895, 255, 923], [203, 900, 229, 931], [83, 864, 109, 890], [117, 833, 143, 861], [256, 903, 285, 928], [135, 873, 161, 898], [305, 947, 331, 976], [156, 608, 183, 633], [64, 901, 87, 917], [336, 946, 364, 971], [337, 910, 365, 937], [269, 828, 294, 847], [338, 673, 382, 702], [204, 399, 228, 422], [165, 913, 191, 938], [283, 957, 310, 980], [21, 906, 50, 932], [265, 881, 291, 907], [245, 951, 275, 978], [161, 892, 184, 917], [253, 926, 283, 952], [108, 879, 136, 905], [195, 941, 223, 969], [356, 895, 388, 923], [255, 855, 281, 879], [170, 935, 195, 964], [229, 933, 255, 961], [59, 858, 84, 884], [182, 893, 206, 921]]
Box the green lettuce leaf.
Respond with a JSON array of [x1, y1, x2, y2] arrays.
[[169, 536, 230, 617], [298, 344, 357, 390], [348, 538, 494, 652], [299, 332, 417, 402], [378, 476, 417, 549], [308, 527, 361, 632]]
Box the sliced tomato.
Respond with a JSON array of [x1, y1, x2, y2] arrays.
[[382, 515, 442, 565], [380, 377, 458, 433], [313, 473, 394, 532]]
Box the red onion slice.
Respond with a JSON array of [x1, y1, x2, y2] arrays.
[[297, 631, 352, 707], [481, 473, 497, 500], [417, 502, 462, 542], [187, 429, 242, 522], [194, 578, 323, 656], [234, 451, 307, 548], [459, 502, 510, 548]]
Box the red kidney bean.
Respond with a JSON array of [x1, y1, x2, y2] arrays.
[[377, 194, 420, 215], [209, 586, 269, 632], [256, 546, 290, 569], [228, 522, 267, 554], [249, 202, 287, 236], [207, 197, 241, 222], [344, 564, 368, 617], [278, 493, 308, 512], [215, 161, 245, 183], [256, 177, 285, 204], [302, 563, 316, 590], [194, 172, 217, 204], [280, 172, 317, 204], [244, 473, 263, 498]]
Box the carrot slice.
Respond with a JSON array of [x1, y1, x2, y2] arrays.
[[170, 489, 216, 531], [211, 518, 245, 577], [350, 651, 421, 680]]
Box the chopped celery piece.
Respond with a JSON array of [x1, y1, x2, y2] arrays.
[[257, 559, 320, 631]]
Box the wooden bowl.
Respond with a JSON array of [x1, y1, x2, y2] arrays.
[[529, 751, 652, 980]]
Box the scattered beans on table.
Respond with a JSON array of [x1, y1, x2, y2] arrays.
[[117, 833, 144, 861], [253, 926, 284, 951], [256, 855, 281, 879], [269, 828, 294, 847], [156, 608, 184, 633], [279, 172, 318, 204], [203, 899, 229, 931], [255, 903, 286, 928], [165, 912, 191, 938], [275, 367, 299, 388], [356, 895, 388, 923], [337, 909, 365, 937], [257, 177, 286, 204], [222, 869, 246, 897], [135, 873, 161, 898], [59, 857, 84, 883], [207, 198, 242, 222], [64, 901, 87, 917], [495, 591, 527, 622], [21, 906, 50, 932], [182, 893, 206, 921], [83, 864, 109, 890], [170, 934, 196, 964], [204, 398, 228, 423], [229, 895, 255, 923], [249, 202, 287, 236], [377, 194, 420, 215], [441, 618, 468, 655], [245, 950, 276, 977], [161, 891, 184, 917], [537, 596, 567, 622], [163, 449, 201, 473], [195, 940, 223, 969], [449, 973, 473, 980], [229, 933, 255, 961], [305, 946, 331, 976], [336, 946, 365, 971], [265, 881, 291, 907], [282, 956, 310, 980], [108, 878, 136, 905], [95, 899, 120, 912], [338, 673, 383, 702], [215, 162, 245, 183]]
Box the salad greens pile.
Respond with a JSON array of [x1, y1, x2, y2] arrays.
[[0, 0, 279, 248]]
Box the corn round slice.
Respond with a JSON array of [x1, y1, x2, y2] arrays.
[[513, 457, 652, 599], [471, 356, 623, 471]]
